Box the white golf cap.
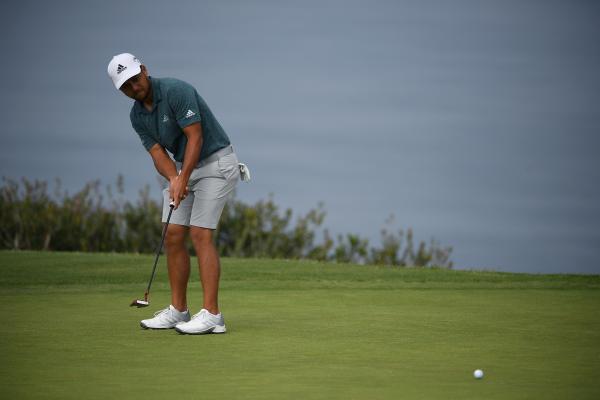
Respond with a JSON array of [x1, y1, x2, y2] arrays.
[[107, 53, 142, 89]]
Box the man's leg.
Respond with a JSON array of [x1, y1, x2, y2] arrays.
[[164, 224, 190, 312], [190, 227, 220, 315]]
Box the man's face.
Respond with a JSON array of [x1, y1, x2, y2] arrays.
[[120, 66, 150, 101]]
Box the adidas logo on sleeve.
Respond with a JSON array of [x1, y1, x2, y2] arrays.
[[185, 109, 196, 118]]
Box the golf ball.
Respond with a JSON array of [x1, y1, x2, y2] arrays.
[[473, 369, 484, 379]]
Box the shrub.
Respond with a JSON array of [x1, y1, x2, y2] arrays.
[[0, 176, 452, 268]]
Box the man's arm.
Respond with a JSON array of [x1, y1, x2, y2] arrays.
[[148, 144, 178, 182], [148, 122, 203, 209], [177, 122, 203, 186]]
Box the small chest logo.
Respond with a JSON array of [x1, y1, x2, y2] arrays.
[[162, 115, 169, 123]]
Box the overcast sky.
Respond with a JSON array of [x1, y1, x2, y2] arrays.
[[1, 0, 599, 273]]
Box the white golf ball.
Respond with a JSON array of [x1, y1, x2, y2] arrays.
[[473, 369, 484, 379]]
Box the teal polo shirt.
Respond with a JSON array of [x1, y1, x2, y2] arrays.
[[129, 77, 231, 163]]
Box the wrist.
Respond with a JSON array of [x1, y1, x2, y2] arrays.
[[178, 169, 192, 182], [169, 174, 189, 186]]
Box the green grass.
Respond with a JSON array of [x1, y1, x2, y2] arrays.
[[1, 251, 599, 399]]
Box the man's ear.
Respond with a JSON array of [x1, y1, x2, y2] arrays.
[[140, 64, 148, 75]]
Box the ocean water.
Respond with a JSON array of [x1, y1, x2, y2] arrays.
[[1, 0, 598, 273]]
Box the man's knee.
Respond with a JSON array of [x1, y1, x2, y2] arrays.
[[165, 224, 187, 249], [190, 226, 213, 246]]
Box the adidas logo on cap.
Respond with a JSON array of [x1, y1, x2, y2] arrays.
[[116, 64, 127, 74]]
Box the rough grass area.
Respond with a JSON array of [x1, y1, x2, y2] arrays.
[[1, 251, 599, 399]]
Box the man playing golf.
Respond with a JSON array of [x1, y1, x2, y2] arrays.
[[107, 53, 240, 334]]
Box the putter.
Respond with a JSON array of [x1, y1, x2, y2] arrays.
[[130, 201, 175, 308]]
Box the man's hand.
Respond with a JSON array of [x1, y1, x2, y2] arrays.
[[170, 122, 203, 209], [169, 174, 189, 209], [147, 122, 203, 210]]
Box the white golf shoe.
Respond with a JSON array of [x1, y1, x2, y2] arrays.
[[175, 309, 227, 335], [140, 305, 191, 329]]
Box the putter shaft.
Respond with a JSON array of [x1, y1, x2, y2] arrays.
[[130, 203, 175, 307]]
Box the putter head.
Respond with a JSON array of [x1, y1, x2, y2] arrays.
[[130, 299, 149, 308]]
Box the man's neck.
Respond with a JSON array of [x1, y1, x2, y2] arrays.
[[142, 79, 154, 111]]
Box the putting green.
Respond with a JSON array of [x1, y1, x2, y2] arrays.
[[1, 251, 599, 399]]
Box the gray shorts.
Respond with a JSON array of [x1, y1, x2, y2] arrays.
[[162, 152, 240, 229]]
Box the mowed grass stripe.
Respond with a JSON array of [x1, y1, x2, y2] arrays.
[[1, 251, 599, 290]]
